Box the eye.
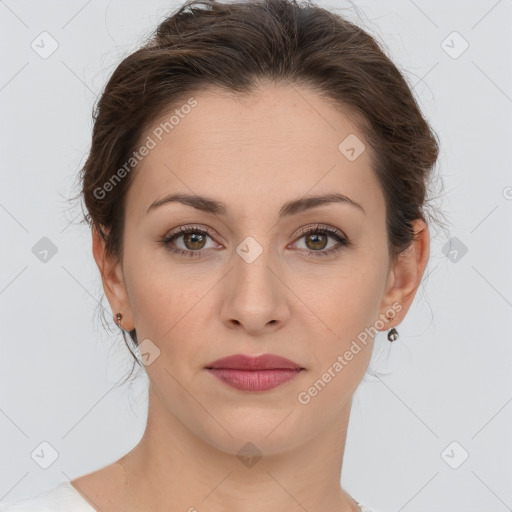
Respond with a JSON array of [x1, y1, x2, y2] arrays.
[[160, 223, 351, 259], [161, 225, 220, 259], [291, 224, 350, 258]]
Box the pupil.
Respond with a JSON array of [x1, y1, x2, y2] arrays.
[[307, 234, 326, 250], [185, 233, 205, 249]]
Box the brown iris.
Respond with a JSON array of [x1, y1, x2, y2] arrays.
[[304, 233, 328, 251], [183, 232, 207, 250]]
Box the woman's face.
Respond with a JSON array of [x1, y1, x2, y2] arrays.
[[97, 84, 425, 456]]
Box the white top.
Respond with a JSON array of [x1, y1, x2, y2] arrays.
[[0, 481, 377, 512], [0, 482, 95, 511]]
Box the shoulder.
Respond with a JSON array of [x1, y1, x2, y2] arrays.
[[0, 481, 95, 511]]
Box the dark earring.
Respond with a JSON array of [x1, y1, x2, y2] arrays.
[[115, 312, 123, 329], [387, 327, 399, 342]]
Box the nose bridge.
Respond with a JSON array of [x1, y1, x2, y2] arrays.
[[222, 232, 288, 331], [232, 233, 279, 299]]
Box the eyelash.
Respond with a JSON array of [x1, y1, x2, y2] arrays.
[[160, 224, 350, 259]]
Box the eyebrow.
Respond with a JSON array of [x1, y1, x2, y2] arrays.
[[146, 192, 365, 218]]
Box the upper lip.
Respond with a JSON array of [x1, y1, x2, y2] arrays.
[[205, 354, 303, 371]]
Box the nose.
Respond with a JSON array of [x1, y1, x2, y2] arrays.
[[220, 249, 290, 336]]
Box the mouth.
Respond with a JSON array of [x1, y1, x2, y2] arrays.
[[205, 353, 305, 392]]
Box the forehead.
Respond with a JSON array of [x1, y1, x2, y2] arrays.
[[125, 84, 384, 222]]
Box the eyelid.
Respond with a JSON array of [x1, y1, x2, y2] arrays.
[[293, 223, 346, 239], [164, 224, 221, 242], [164, 223, 347, 245], [161, 220, 352, 262]]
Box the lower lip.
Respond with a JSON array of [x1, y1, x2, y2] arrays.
[[206, 368, 303, 391]]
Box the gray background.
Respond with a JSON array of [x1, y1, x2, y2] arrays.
[[1, 0, 511, 510]]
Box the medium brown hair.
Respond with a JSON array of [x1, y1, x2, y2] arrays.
[[76, 0, 443, 374]]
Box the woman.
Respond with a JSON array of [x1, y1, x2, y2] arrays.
[[0, 0, 439, 510]]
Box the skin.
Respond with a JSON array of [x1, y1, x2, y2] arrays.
[[73, 83, 430, 512]]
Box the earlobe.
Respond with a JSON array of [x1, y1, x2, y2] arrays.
[[379, 219, 430, 327], [91, 225, 135, 330]]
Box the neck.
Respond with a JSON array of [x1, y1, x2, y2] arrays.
[[117, 385, 360, 512]]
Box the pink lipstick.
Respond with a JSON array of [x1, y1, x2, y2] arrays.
[[205, 354, 304, 392]]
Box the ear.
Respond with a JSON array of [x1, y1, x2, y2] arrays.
[[92, 225, 135, 331], [378, 219, 430, 329]]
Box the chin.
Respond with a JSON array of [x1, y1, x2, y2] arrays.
[[191, 407, 311, 459]]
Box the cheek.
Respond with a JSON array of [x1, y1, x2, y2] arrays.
[[124, 247, 216, 362], [314, 256, 387, 327], [300, 253, 388, 369], [122, 244, 169, 333], [130, 276, 199, 344], [294, 270, 385, 419]]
